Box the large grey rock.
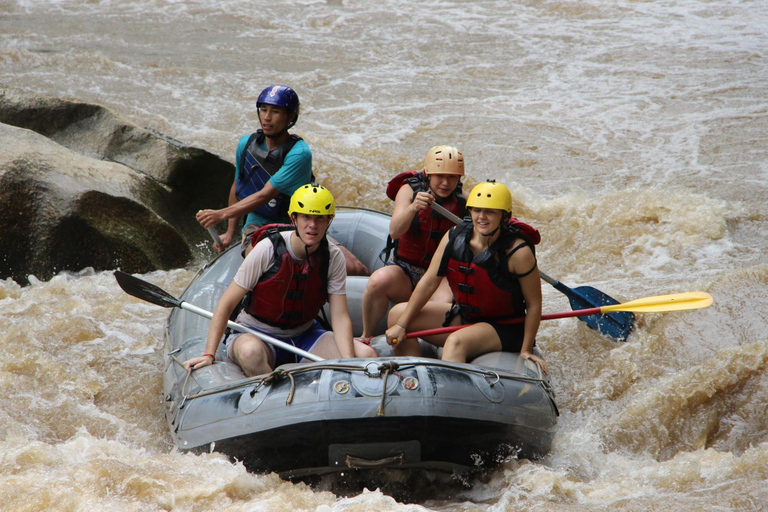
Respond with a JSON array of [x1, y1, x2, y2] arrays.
[[0, 87, 234, 284]]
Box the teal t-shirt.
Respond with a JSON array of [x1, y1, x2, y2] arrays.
[[234, 133, 313, 227]]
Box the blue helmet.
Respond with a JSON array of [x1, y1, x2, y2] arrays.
[[257, 85, 300, 128]]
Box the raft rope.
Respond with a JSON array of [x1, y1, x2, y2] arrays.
[[376, 360, 399, 416], [245, 369, 296, 404], [169, 353, 551, 407]]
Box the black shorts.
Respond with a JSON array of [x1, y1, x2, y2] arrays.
[[444, 305, 530, 353], [486, 320, 526, 353]]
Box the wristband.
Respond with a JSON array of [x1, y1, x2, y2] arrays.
[[203, 353, 215, 361], [396, 322, 407, 330]]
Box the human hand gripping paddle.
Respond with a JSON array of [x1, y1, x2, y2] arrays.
[[198, 210, 223, 247], [398, 291, 713, 340], [429, 200, 635, 341], [113, 270, 324, 363]]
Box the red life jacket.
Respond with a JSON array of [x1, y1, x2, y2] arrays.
[[438, 220, 538, 322], [508, 217, 541, 245], [385, 171, 467, 269], [244, 224, 329, 328]]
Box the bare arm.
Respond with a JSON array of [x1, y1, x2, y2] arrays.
[[328, 293, 355, 359], [183, 281, 249, 371], [389, 183, 434, 239], [385, 232, 450, 343], [210, 181, 241, 252], [510, 243, 546, 373], [197, 181, 281, 228], [225, 180, 239, 238]]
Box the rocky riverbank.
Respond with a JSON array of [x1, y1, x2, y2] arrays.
[[0, 87, 233, 284]]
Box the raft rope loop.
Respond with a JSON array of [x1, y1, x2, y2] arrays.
[[245, 368, 297, 404]]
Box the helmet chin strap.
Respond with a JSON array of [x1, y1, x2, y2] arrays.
[[292, 215, 332, 262], [290, 215, 309, 260]]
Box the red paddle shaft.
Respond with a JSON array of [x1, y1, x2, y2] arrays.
[[404, 308, 604, 338]]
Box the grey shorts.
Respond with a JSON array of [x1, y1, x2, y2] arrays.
[[240, 223, 263, 256], [388, 259, 427, 289]]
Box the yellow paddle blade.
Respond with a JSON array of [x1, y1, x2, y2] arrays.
[[601, 292, 713, 314]]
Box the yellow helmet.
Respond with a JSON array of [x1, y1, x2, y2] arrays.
[[424, 145, 464, 176], [288, 183, 336, 216], [466, 180, 512, 212]]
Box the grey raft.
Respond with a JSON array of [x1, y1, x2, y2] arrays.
[[164, 207, 558, 478]]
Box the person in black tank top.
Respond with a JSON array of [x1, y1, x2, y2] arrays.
[[384, 180, 547, 373]]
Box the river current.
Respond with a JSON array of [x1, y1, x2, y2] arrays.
[[1, 1, 767, 510]]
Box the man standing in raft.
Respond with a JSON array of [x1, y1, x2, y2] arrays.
[[385, 180, 547, 373], [184, 184, 376, 377], [357, 145, 468, 341], [197, 84, 310, 254], [196, 84, 367, 274]]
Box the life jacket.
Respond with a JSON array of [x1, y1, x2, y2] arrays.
[[382, 170, 467, 268], [438, 219, 538, 322], [236, 130, 303, 220], [242, 224, 330, 328]]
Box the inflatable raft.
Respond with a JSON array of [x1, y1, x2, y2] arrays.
[[163, 207, 558, 478]]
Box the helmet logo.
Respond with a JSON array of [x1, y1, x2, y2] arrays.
[[269, 85, 280, 97]]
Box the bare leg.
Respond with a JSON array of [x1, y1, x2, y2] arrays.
[[386, 301, 455, 357], [298, 331, 338, 361], [429, 276, 454, 303], [299, 332, 378, 361], [337, 244, 370, 276], [354, 340, 378, 358], [241, 224, 260, 258], [441, 323, 501, 363], [229, 334, 275, 377], [361, 265, 413, 337]]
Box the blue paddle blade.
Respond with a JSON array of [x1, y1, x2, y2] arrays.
[[554, 283, 635, 341]]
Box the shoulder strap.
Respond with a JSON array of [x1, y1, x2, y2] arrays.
[[502, 228, 537, 278], [243, 132, 304, 177], [238, 131, 261, 181], [318, 237, 330, 291], [437, 221, 472, 276], [378, 234, 397, 265]]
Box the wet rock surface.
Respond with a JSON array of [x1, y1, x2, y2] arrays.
[[0, 87, 233, 283]]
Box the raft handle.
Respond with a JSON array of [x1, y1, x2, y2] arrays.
[[345, 453, 405, 469]]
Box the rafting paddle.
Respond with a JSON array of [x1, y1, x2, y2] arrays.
[[113, 270, 324, 362], [429, 200, 635, 341], [538, 271, 635, 341], [401, 291, 713, 339]]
